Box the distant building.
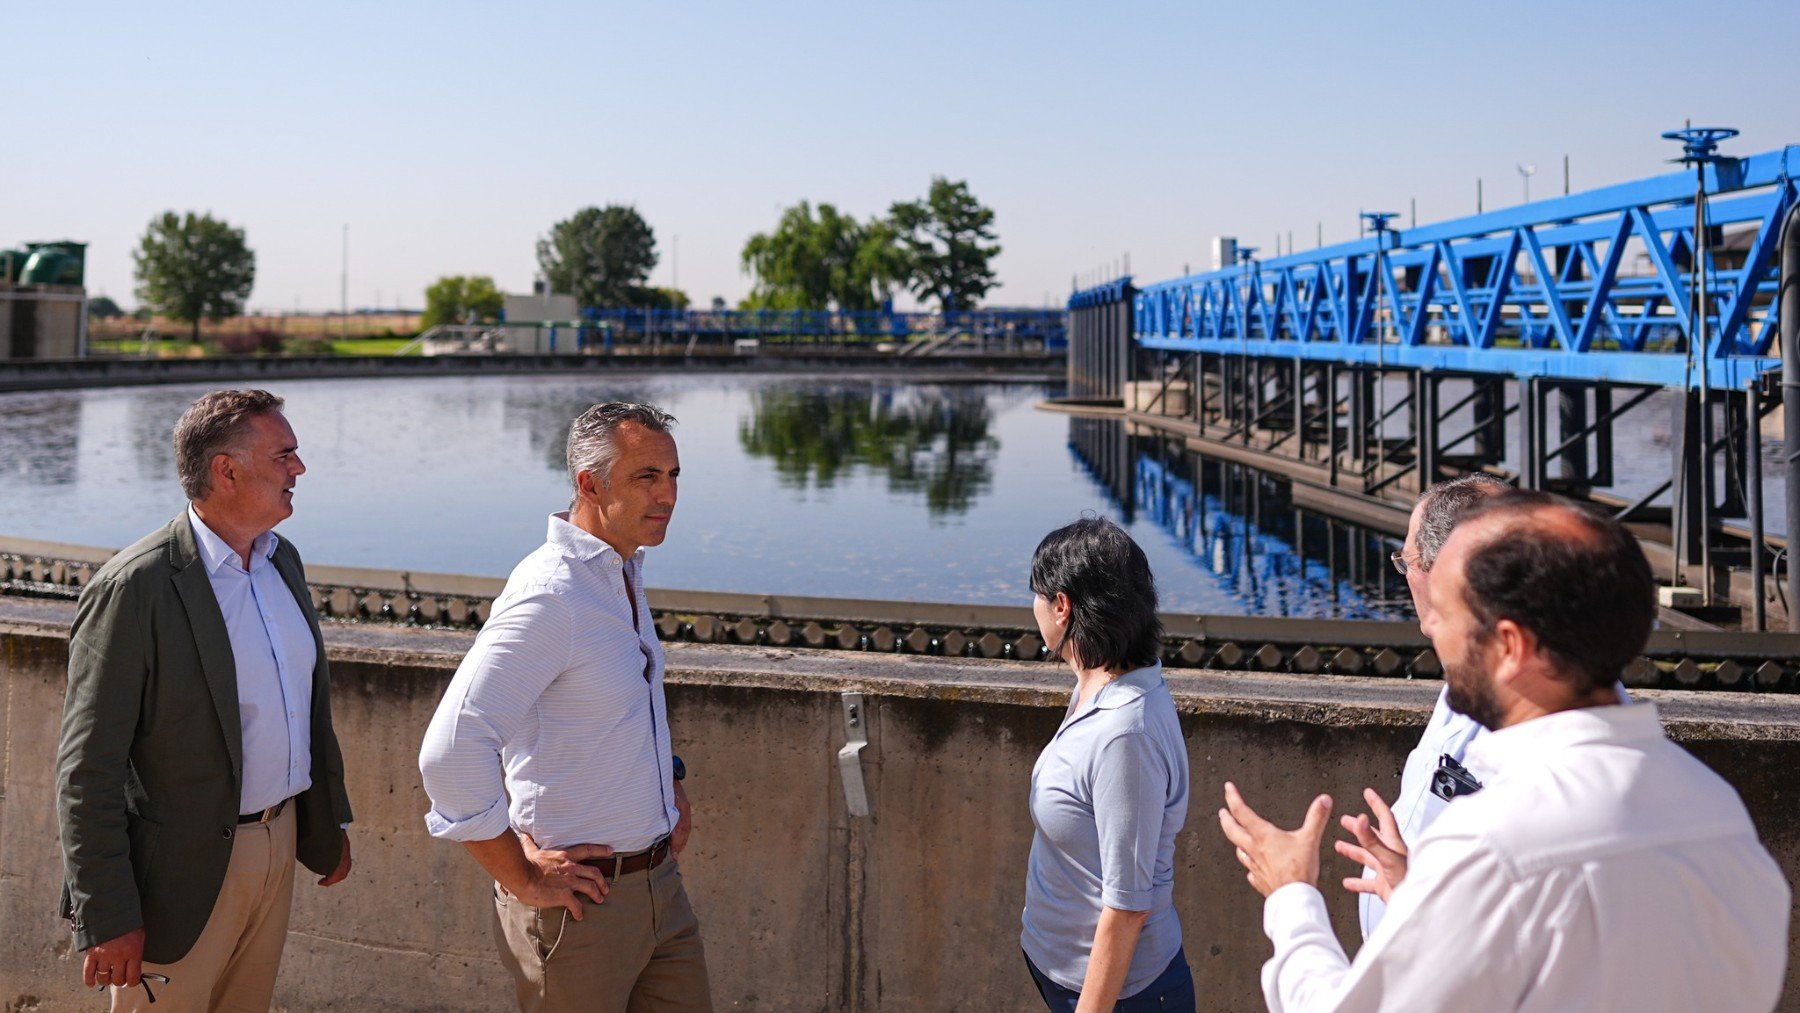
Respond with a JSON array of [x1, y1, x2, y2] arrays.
[[1, 242, 87, 359], [501, 292, 581, 354]]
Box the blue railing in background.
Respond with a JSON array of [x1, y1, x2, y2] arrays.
[[549, 307, 1067, 349]]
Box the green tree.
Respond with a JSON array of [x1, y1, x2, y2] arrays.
[[889, 178, 1001, 313], [86, 295, 123, 320], [132, 211, 256, 342], [421, 275, 504, 329], [637, 287, 691, 310], [741, 202, 908, 312], [536, 205, 658, 310]]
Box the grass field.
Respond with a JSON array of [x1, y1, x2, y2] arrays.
[[330, 338, 417, 356]]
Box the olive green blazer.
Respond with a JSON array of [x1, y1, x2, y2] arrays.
[[55, 514, 353, 964]]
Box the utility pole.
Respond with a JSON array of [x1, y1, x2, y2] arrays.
[[340, 224, 349, 340]]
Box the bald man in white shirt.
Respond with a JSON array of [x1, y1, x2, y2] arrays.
[[1219, 490, 1790, 1012]]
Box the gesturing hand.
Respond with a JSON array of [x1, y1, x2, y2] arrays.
[[1335, 788, 1409, 902], [517, 832, 613, 919], [1217, 782, 1333, 898]]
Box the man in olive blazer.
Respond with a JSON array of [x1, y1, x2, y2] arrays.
[[56, 389, 353, 1009]]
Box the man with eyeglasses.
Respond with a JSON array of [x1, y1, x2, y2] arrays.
[[1353, 474, 1507, 937], [56, 389, 354, 1011], [420, 402, 710, 1012]]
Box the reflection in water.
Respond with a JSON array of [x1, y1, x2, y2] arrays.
[[0, 395, 81, 487], [1068, 419, 1413, 620], [500, 383, 661, 474], [739, 385, 999, 517], [125, 389, 198, 485]]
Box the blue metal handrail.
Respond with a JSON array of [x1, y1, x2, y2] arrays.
[[1129, 145, 1799, 388], [569, 307, 1067, 347]]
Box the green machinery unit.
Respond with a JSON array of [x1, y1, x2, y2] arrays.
[[16, 241, 86, 286]]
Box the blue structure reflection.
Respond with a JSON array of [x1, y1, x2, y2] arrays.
[[1068, 417, 1412, 620]]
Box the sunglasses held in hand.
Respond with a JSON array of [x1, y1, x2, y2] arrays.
[[96, 972, 171, 1003]]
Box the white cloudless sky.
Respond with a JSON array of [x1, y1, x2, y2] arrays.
[[5, 0, 1796, 313]]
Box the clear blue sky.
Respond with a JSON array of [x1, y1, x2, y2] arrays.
[[7, 0, 1796, 313]]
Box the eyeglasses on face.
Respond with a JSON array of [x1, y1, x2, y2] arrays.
[[1390, 550, 1423, 577]]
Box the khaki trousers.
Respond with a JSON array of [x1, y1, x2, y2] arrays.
[[492, 858, 712, 1013], [110, 804, 297, 1013]]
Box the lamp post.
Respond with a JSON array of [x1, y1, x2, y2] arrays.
[[1360, 212, 1399, 490], [1661, 125, 1739, 605]]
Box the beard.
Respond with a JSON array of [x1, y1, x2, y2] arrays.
[[1443, 654, 1504, 731]]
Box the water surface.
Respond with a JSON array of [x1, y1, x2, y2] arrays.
[[0, 374, 1420, 617]]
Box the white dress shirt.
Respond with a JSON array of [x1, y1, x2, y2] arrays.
[[1360, 681, 1630, 937], [1357, 686, 1482, 937], [1264, 703, 1790, 1012], [187, 506, 316, 814], [419, 513, 677, 853]]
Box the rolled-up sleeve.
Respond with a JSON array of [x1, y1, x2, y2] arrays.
[[419, 589, 570, 842], [1092, 731, 1164, 911]]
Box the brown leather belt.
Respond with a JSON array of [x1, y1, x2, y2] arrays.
[[237, 798, 290, 825], [579, 835, 672, 881]]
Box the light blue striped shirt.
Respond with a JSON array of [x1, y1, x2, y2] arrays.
[[186, 506, 316, 814], [419, 513, 677, 852]]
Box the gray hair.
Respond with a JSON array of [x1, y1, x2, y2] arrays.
[[173, 389, 285, 501], [1415, 474, 1509, 570], [566, 402, 676, 504]]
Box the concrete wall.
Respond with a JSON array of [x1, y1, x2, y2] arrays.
[[4, 600, 1798, 1011]]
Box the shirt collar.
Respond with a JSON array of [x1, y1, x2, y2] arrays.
[[547, 511, 643, 567], [187, 504, 280, 575], [1091, 661, 1166, 710], [1463, 701, 1663, 781]]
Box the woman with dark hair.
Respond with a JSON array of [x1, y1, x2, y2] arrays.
[[1021, 518, 1193, 1012]]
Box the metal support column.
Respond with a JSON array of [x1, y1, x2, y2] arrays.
[[1746, 382, 1767, 631], [1417, 371, 1440, 491]]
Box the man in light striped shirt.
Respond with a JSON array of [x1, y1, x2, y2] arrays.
[[420, 402, 710, 1013]]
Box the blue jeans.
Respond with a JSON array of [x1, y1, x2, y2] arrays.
[[1024, 947, 1196, 1012]]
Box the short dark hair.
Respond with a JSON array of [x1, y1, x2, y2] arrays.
[[173, 389, 285, 501], [1456, 490, 1653, 694], [1416, 474, 1509, 570], [1029, 518, 1163, 672]]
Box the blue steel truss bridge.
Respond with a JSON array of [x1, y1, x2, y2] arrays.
[[1063, 138, 1800, 631]]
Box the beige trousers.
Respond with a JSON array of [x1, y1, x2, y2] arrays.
[[492, 858, 712, 1013], [110, 804, 297, 1013]]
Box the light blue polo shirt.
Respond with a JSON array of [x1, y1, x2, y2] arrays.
[[1021, 662, 1190, 997]]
